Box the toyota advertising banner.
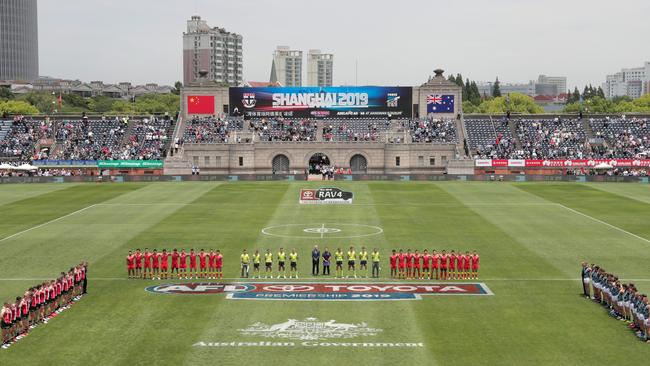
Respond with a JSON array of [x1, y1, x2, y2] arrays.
[[474, 159, 650, 168], [229, 86, 412, 118]]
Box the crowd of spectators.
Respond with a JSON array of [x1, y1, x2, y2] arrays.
[[117, 117, 171, 160], [322, 119, 390, 142], [466, 116, 650, 160], [1, 116, 174, 162], [408, 118, 457, 143], [515, 117, 588, 159], [590, 117, 650, 159], [182, 116, 242, 144], [250, 118, 316, 142], [0, 116, 54, 160], [49, 117, 126, 160]]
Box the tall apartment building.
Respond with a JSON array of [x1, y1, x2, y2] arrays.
[[537, 75, 566, 95], [270, 46, 303, 87], [182, 16, 243, 86], [306, 49, 333, 87], [0, 0, 39, 81], [603, 62, 650, 99]]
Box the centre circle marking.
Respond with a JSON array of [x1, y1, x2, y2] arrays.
[[303, 227, 341, 234], [261, 223, 383, 239]]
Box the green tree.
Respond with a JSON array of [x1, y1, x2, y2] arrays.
[[469, 81, 481, 105], [17, 92, 57, 112], [88, 96, 117, 113], [62, 93, 89, 109], [492, 77, 501, 97], [0, 87, 14, 101], [476, 93, 542, 114], [0, 100, 39, 115], [611, 95, 632, 103], [172, 81, 183, 95]]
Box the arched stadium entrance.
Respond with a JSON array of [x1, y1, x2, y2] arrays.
[[272, 154, 290, 174], [350, 154, 368, 173], [308, 153, 330, 174]]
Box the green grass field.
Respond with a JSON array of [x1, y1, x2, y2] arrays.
[[1, 181, 649, 365]]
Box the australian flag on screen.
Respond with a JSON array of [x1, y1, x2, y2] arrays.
[[427, 94, 454, 114]]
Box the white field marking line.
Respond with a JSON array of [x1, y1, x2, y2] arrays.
[[0, 204, 98, 243], [92, 202, 558, 207], [557, 204, 650, 245], [320, 223, 325, 239], [4, 277, 650, 282]]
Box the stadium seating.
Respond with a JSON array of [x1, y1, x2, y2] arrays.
[[3, 115, 649, 161], [118, 117, 174, 160], [408, 119, 457, 143], [249, 118, 316, 142], [0, 117, 54, 160], [182, 116, 243, 143], [514, 117, 588, 159], [465, 118, 516, 158], [589, 117, 650, 158], [322, 118, 392, 142], [51, 118, 126, 160]]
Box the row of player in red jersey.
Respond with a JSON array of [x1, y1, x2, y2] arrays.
[[126, 248, 224, 280], [389, 249, 480, 280], [1, 263, 87, 349]]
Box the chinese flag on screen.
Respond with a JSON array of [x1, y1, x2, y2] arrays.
[[187, 95, 215, 115]]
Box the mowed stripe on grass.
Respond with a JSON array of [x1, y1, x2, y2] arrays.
[[0, 182, 649, 366]]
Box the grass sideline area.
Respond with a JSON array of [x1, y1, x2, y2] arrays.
[[0, 181, 649, 365]]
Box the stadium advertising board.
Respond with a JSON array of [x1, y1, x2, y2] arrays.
[[474, 159, 650, 168], [146, 282, 493, 301], [299, 188, 353, 204], [97, 160, 164, 169], [229, 86, 412, 118], [32, 160, 98, 166]]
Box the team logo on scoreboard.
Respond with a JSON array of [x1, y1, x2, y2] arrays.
[[386, 93, 401, 108], [299, 188, 353, 204], [238, 317, 382, 341], [242, 93, 257, 108]]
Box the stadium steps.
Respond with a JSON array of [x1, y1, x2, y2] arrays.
[[455, 118, 468, 157], [507, 118, 522, 149], [581, 117, 595, 139], [0, 120, 11, 141], [120, 118, 136, 146]]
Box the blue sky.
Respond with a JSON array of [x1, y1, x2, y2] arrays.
[[39, 0, 650, 89]]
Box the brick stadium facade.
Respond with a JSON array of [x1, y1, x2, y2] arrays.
[[166, 71, 470, 175]]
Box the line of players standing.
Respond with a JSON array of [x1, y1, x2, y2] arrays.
[[1, 263, 87, 349], [126, 249, 223, 280], [390, 249, 480, 280], [125, 247, 480, 280]]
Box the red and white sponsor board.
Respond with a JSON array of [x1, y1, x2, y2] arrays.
[[475, 159, 650, 168]]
